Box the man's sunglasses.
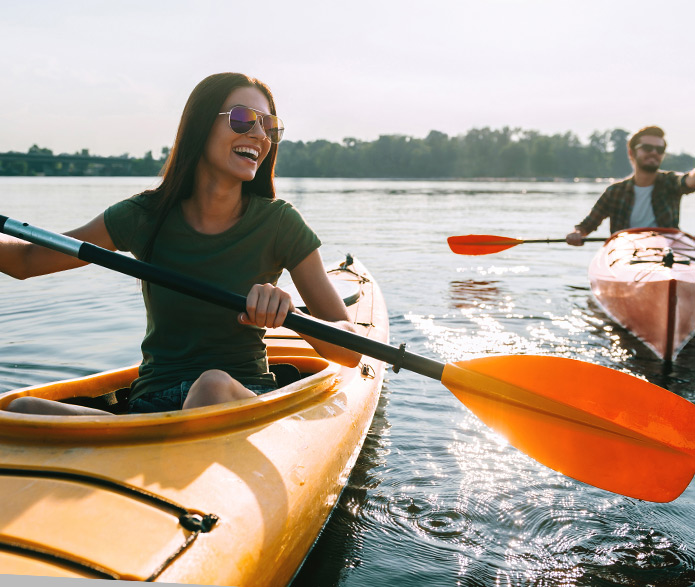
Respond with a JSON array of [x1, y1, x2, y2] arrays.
[[635, 143, 665, 155], [218, 105, 284, 144]]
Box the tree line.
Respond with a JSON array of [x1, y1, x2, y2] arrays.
[[2, 128, 693, 178], [274, 128, 695, 179]]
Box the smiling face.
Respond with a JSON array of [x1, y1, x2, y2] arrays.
[[630, 135, 666, 173], [199, 85, 274, 184]]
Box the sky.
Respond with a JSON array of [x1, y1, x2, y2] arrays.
[[1, 0, 694, 158]]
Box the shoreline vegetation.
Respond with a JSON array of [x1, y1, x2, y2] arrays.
[[2, 127, 694, 179]]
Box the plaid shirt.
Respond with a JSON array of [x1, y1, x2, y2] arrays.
[[576, 171, 695, 235]]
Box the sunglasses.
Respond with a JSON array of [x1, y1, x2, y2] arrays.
[[635, 143, 665, 155], [218, 105, 284, 144]]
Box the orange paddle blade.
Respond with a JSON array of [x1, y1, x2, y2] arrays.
[[442, 356, 695, 502], [447, 235, 523, 255]]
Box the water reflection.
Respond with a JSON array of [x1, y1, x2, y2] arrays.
[[291, 382, 393, 585], [586, 298, 695, 389], [448, 279, 503, 310]]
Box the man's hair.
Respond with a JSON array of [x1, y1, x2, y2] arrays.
[[629, 126, 667, 151]]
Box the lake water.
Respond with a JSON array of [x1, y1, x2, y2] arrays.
[[2, 177, 695, 587]]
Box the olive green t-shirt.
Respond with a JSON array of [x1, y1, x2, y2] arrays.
[[104, 193, 321, 401]]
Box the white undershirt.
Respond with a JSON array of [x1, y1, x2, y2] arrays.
[[630, 184, 657, 228]]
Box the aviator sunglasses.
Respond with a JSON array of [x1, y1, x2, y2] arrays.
[[635, 143, 665, 155], [218, 105, 284, 144]]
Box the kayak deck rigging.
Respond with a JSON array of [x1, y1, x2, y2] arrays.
[[0, 465, 219, 581]]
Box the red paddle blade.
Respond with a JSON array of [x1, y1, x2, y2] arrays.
[[447, 235, 523, 255], [442, 355, 695, 502]]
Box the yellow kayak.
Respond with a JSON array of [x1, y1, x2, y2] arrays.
[[0, 256, 388, 585]]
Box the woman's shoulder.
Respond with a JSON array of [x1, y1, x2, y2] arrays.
[[118, 190, 159, 211], [105, 191, 154, 213], [104, 191, 160, 251], [250, 195, 305, 221], [251, 195, 293, 211]]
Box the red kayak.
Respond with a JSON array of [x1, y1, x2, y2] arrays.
[[589, 227, 695, 362]]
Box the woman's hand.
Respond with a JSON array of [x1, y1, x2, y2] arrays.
[[238, 283, 295, 328]]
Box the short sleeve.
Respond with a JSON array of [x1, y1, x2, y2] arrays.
[[274, 203, 321, 270], [103, 195, 155, 255]]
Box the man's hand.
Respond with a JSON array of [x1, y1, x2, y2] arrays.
[[566, 229, 586, 246]]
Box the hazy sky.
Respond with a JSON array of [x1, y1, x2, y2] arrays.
[[1, 0, 693, 158]]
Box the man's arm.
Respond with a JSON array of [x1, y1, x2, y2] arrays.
[[566, 186, 614, 245], [685, 168, 695, 190]]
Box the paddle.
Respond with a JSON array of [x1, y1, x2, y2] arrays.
[[3, 215, 695, 503], [448, 234, 605, 255]]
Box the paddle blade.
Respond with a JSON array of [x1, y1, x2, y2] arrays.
[[442, 355, 695, 502], [447, 235, 523, 255]]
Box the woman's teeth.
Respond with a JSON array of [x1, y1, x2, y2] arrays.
[[233, 147, 259, 161]]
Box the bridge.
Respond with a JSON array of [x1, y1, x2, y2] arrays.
[[0, 152, 158, 176]]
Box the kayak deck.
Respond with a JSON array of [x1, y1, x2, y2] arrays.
[[589, 228, 695, 361], [0, 256, 389, 585]]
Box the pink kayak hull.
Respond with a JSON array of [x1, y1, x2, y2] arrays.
[[588, 227, 695, 361]]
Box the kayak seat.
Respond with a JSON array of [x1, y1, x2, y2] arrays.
[[58, 363, 304, 414], [270, 362, 303, 388], [60, 386, 131, 415]]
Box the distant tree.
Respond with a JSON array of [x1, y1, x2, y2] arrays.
[[28, 144, 54, 156], [609, 129, 631, 177], [587, 131, 611, 177], [663, 152, 695, 173], [499, 142, 530, 177], [529, 135, 557, 178]]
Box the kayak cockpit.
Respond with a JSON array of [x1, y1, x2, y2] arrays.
[[0, 355, 340, 444]]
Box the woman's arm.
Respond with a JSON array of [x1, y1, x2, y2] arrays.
[[287, 249, 362, 367], [0, 213, 116, 280], [238, 249, 362, 368]]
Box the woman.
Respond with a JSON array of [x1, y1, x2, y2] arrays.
[[0, 73, 361, 415]]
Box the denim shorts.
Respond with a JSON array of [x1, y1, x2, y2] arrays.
[[128, 380, 278, 414]]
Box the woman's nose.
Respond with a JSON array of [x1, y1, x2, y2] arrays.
[[248, 117, 268, 141]]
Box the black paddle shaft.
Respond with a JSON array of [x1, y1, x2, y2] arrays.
[[522, 237, 605, 244], [0, 215, 445, 380]]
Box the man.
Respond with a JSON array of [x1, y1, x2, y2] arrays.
[[566, 126, 695, 245]]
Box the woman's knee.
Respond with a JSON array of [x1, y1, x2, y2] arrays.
[[195, 369, 233, 388], [184, 370, 254, 407]]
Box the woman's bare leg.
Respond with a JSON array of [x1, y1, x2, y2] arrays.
[[5, 396, 114, 416], [182, 369, 255, 409]]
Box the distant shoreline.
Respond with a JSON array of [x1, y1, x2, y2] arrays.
[[3, 127, 693, 179], [0, 174, 619, 182]]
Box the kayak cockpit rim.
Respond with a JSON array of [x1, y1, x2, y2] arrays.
[[0, 356, 347, 444]]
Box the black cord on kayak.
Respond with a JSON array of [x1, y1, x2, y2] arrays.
[[392, 343, 407, 373]]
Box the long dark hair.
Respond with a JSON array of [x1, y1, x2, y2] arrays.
[[141, 73, 279, 262]]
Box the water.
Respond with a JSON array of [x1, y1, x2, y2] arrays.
[[2, 177, 695, 586]]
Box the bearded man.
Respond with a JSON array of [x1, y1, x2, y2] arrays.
[[566, 126, 695, 245]]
